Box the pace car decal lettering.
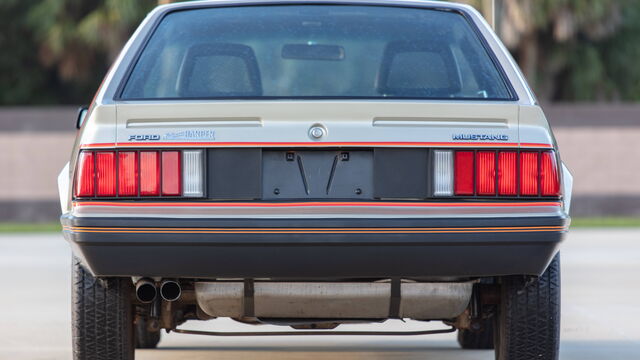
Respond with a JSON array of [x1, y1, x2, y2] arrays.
[[452, 134, 509, 141], [164, 129, 215, 141]]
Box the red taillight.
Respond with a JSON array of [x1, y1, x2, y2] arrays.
[[476, 151, 496, 195], [498, 151, 517, 195], [118, 152, 138, 196], [95, 152, 116, 197], [161, 151, 181, 196], [519, 152, 539, 196], [446, 149, 560, 198], [140, 151, 160, 196], [74, 151, 95, 197], [74, 149, 203, 199], [454, 151, 474, 195], [541, 151, 560, 196]]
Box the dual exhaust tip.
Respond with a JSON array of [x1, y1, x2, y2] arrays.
[[135, 279, 181, 303]]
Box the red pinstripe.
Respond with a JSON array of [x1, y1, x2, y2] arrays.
[[80, 141, 553, 149], [73, 201, 561, 208]]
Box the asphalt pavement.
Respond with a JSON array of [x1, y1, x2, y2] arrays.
[[1, 229, 639, 360]]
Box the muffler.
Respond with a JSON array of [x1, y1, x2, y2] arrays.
[[160, 279, 182, 302], [135, 278, 157, 303], [195, 281, 473, 320]]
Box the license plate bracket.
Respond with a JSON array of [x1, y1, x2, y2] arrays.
[[262, 150, 373, 199]]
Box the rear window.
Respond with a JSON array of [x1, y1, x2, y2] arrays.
[[120, 5, 514, 100]]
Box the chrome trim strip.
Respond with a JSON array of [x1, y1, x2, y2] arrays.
[[71, 204, 564, 219]]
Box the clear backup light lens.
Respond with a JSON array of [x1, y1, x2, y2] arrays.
[[433, 150, 453, 196], [182, 150, 204, 197]]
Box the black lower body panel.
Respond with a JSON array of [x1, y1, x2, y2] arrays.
[[61, 215, 567, 279]]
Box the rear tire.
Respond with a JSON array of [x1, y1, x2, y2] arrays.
[[495, 254, 560, 360], [457, 318, 495, 349], [72, 257, 135, 360]]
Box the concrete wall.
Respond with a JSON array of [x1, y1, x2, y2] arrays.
[[0, 104, 638, 222], [544, 104, 640, 216]]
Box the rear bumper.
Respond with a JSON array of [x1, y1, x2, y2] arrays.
[[61, 213, 568, 279]]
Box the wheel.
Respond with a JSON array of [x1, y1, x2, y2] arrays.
[[495, 254, 560, 360], [135, 317, 161, 349], [457, 317, 494, 349], [72, 257, 135, 360]]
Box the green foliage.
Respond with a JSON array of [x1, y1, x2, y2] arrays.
[[458, 0, 640, 101], [538, 0, 639, 101], [601, 3, 640, 100], [0, 0, 156, 105], [0, 223, 61, 233], [1, 0, 640, 104], [570, 217, 640, 228], [27, 0, 155, 79], [0, 0, 53, 104]]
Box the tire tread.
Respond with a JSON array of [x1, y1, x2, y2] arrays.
[[72, 257, 134, 360], [496, 255, 560, 360]]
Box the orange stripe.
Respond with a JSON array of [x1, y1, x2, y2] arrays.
[[66, 230, 563, 234], [63, 227, 566, 235], [520, 142, 554, 148], [73, 201, 561, 208], [80, 142, 553, 149]]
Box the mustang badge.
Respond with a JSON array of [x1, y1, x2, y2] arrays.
[[452, 134, 509, 141]]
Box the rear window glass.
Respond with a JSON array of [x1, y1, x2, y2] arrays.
[[120, 5, 514, 100]]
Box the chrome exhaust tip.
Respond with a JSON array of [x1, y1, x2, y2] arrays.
[[160, 280, 181, 302], [135, 278, 157, 303]]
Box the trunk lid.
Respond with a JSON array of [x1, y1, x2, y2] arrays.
[[115, 101, 519, 147]]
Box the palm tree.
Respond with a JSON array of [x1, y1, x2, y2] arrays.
[[460, 0, 625, 101], [27, 0, 156, 82]]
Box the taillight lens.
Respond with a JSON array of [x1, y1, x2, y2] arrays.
[[498, 151, 517, 195], [182, 150, 204, 197], [118, 152, 138, 196], [454, 151, 474, 196], [74, 151, 95, 197], [476, 151, 496, 195], [540, 151, 560, 196], [161, 151, 181, 196], [433, 150, 453, 196], [74, 149, 202, 199], [519, 152, 539, 196], [140, 151, 160, 196], [95, 152, 116, 197]]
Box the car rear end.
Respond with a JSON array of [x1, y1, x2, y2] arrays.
[[64, 106, 567, 279], [59, 2, 571, 360]]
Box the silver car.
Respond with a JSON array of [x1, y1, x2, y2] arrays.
[[59, 1, 572, 359]]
